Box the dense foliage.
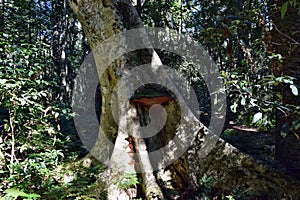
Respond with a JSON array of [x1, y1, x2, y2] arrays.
[[0, 0, 100, 198]]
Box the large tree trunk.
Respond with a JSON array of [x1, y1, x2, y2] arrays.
[[69, 0, 300, 199]]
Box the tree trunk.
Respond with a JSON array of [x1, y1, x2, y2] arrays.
[[69, 0, 300, 199]]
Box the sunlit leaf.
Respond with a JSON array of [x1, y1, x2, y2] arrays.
[[252, 112, 262, 123], [0, 79, 7, 85], [241, 97, 246, 106], [230, 103, 238, 113], [290, 84, 298, 96]]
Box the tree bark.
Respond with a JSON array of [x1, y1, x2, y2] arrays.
[[69, 0, 300, 199]]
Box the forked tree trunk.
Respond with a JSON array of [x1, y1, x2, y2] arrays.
[[69, 0, 300, 199]]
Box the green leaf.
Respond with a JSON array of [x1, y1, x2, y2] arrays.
[[54, 112, 59, 119], [241, 97, 246, 106], [226, 195, 235, 200], [276, 93, 282, 99], [4, 124, 10, 132], [230, 103, 238, 113], [2, 33, 9, 38], [290, 84, 298, 96], [253, 112, 262, 123], [117, 173, 139, 190], [0, 79, 7, 85], [39, 91, 47, 97], [19, 98, 27, 106], [27, 193, 41, 198], [281, 1, 289, 19], [283, 79, 293, 84], [28, 70, 35, 76], [3, 188, 27, 199]]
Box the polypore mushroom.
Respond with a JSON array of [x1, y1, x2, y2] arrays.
[[130, 95, 175, 107]]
